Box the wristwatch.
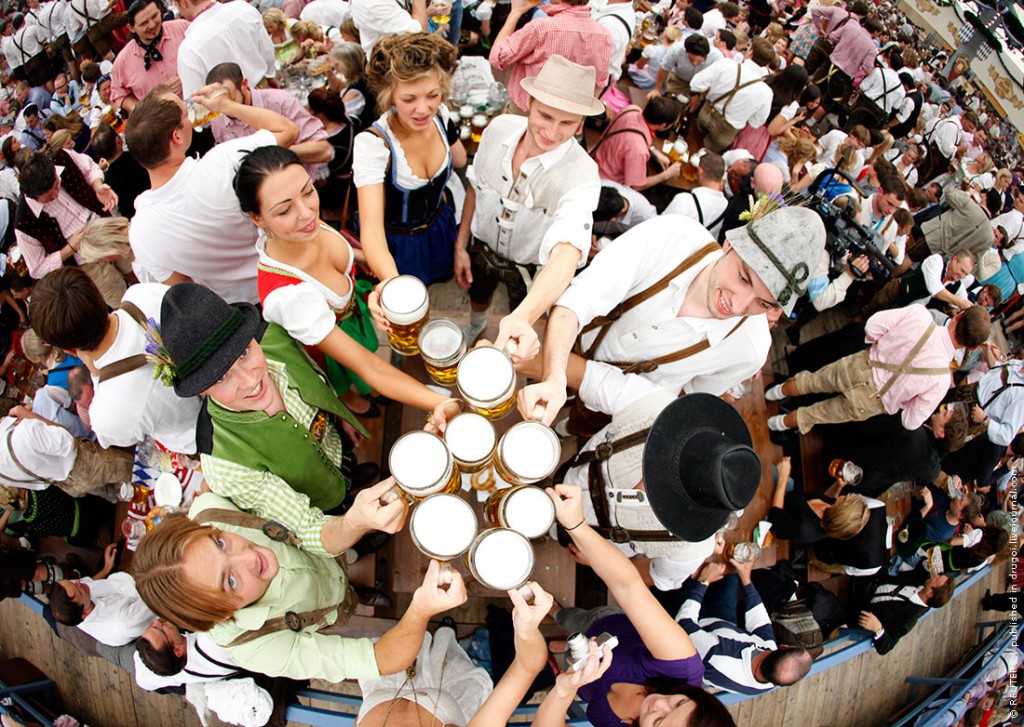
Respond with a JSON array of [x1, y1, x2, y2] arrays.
[[697, 577, 710, 587]]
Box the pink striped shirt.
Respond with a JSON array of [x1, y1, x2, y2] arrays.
[[490, 4, 613, 112], [865, 304, 955, 431]]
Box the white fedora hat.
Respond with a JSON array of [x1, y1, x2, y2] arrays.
[[520, 55, 605, 117]]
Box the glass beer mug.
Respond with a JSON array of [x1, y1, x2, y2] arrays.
[[484, 485, 555, 539], [456, 346, 517, 420], [493, 421, 561, 486], [418, 318, 466, 386], [379, 275, 430, 356], [444, 412, 497, 475], [409, 493, 478, 585], [465, 527, 535, 593], [386, 431, 461, 502]]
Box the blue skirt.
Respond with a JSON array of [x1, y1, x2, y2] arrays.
[[385, 202, 457, 286]]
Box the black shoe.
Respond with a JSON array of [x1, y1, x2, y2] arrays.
[[353, 585, 393, 609], [981, 589, 994, 610], [351, 462, 380, 489], [353, 530, 391, 560]]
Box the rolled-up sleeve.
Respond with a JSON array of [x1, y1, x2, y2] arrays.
[[579, 361, 666, 415], [539, 174, 599, 263]]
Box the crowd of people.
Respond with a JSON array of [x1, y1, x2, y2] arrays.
[[0, 0, 1019, 724]]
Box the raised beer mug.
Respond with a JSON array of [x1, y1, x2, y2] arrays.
[[444, 412, 497, 475], [418, 318, 467, 386], [379, 275, 430, 356], [465, 527, 535, 593], [409, 493, 478, 585], [484, 485, 555, 539], [456, 346, 517, 420], [493, 421, 561, 486], [387, 430, 461, 502]]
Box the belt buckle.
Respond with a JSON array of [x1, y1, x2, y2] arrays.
[[595, 442, 614, 459], [284, 611, 303, 632], [609, 527, 630, 544]]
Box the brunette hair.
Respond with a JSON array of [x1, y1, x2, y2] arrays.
[[927, 578, 956, 607], [307, 87, 350, 124], [365, 33, 457, 114], [233, 145, 304, 215], [30, 268, 109, 351], [19, 152, 57, 199], [133, 516, 242, 633], [137, 634, 188, 676], [821, 496, 870, 540], [750, 37, 776, 68], [205, 62, 244, 89], [943, 405, 969, 452], [50, 583, 85, 625], [953, 305, 992, 348], [635, 681, 735, 727], [125, 85, 184, 170]]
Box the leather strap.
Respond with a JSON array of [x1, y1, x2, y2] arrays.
[[588, 107, 647, 157], [980, 364, 1024, 410], [95, 301, 153, 383], [579, 241, 721, 358], [226, 587, 358, 648], [587, 459, 678, 542], [601, 316, 748, 375], [194, 508, 303, 548], [871, 323, 946, 399], [710, 64, 762, 116]]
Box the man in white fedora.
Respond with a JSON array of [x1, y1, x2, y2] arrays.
[[454, 55, 602, 360], [519, 205, 827, 435]]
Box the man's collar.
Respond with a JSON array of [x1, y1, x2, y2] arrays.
[[503, 122, 576, 170]]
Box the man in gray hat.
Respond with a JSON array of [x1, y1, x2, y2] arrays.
[[455, 55, 603, 358], [519, 205, 827, 430]]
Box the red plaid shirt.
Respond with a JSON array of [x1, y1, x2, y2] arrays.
[[490, 4, 613, 111]]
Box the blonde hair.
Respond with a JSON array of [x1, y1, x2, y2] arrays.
[[997, 168, 1013, 181], [765, 22, 785, 41], [664, 25, 682, 43], [262, 7, 286, 34], [366, 33, 457, 114], [779, 137, 817, 166], [821, 497, 870, 540], [330, 41, 366, 83], [78, 216, 133, 265], [22, 328, 63, 367], [133, 516, 242, 633], [45, 129, 73, 156], [290, 19, 323, 43], [973, 153, 994, 175]]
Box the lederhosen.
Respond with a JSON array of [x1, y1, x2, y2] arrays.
[[193, 508, 358, 648], [566, 242, 747, 437], [848, 65, 899, 131], [12, 29, 50, 87], [945, 363, 1024, 438], [14, 149, 109, 265], [920, 118, 961, 185], [69, 0, 128, 61], [696, 65, 763, 153], [804, 13, 852, 76], [889, 90, 923, 139]]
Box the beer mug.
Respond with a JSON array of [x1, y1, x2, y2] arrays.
[[444, 412, 497, 475], [484, 485, 555, 539], [379, 275, 430, 356], [465, 528, 535, 593], [418, 318, 466, 386], [409, 494, 478, 586], [493, 421, 561, 486], [387, 431, 461, 502], [456, 346, 517, 420]]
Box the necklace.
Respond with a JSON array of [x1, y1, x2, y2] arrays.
[[379, 654, 450, 726]]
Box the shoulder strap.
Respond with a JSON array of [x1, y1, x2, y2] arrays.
[[688, 191, 704, 224], [600, 10, 632, 40], [193, 508, 303, 548], [981, 365, 1024, 410], [588, 107, 645, 157], [5, 422, 61, 487], [94, 301, 153, 383], [828, 13, 852, 36], [188, 641, 243, 677], [710, 64, 762, 114], [226, 586, 358, 647], [366, 124, 393, 180], [580, 241, 721, 358], [871, 323, 944, 399], [601, 316, 748, 375]]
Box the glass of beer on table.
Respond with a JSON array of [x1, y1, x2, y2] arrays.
[[456, 346, 517, 420], [379, 275, 430, 356], [444, 412, 497, 474], [484, 485, 555, 539], [386, 430, 461, 502], [418, 318, 466, 386], [493, 420, 561, 486], [409, 493, 478, 586], [465, 527, 536, 595]]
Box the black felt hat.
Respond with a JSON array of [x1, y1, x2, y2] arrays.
[[642, 393, 761, 542], [160, 283, 267, 398]]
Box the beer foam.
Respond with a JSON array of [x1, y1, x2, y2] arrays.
[[411, 495, 477, 558], [473, 529, 533, 590], [380, 275, 428, 324], [504, 487, 555, 539], [445, 413, 496, 462], [390, 432, 451, 492], [420, 321, 465, 360], [501, 423, 559, 480], [457, 347, 515, 401]]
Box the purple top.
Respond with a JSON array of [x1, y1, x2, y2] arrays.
[[578, 614, 705, 726]]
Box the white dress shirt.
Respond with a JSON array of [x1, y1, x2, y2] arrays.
[[978, 360, 1024, 448], [135, 633, 243, 690], [78, 573, 157, 647], [689, 58, 772, 130], [466, 114, 599, 265], [300, 0, 350, 27], [859, 65, 905, 114], [663, 186, 728, 238], [176, 0, 277, 97], [350, 0, 421, 57], [923, 116, 964, 159], [912, 253, 973, 305], [556, 215, 772, 415], [0, 416, 76, 490], [595, 3, 635, 83], [33, 2, 67, 42], [10, 23, 45, 65], [65, 0, 111, 42]]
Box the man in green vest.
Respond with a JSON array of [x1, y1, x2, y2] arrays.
[[159, 283, 405, 576]]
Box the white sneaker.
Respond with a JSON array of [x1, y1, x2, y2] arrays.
[[767, 415, 791, 432], [462, 321, 487, 346], [764, 383, 786, 401]]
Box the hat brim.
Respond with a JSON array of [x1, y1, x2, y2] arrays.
[[724, 223, 798, 316], [172, 303, 268, 398], [520, 78, 605, 117], [643, 393, 754, 542]]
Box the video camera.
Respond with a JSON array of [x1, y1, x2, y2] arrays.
[[805, 168, 897, 283]]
